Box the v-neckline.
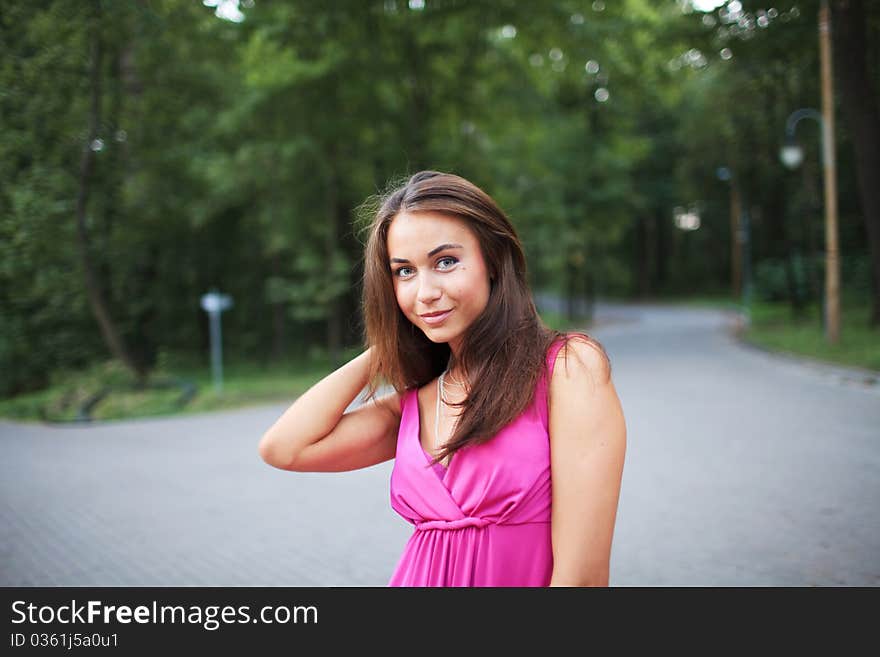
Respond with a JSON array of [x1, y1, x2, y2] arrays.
[[414, 385, 452, 473]]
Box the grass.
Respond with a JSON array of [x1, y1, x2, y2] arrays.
[[639, 292, 879, 372], [1, 308, 597, 424], [538, 309, 597, 331], [741, 300, 880, 373], [3, 297, 877, 423], [542, 292, 879, 373], [621, 292, 744, 310], [0, 346, 363, 424], [667, 296, 743, 310]]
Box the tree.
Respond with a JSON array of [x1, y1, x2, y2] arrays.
[[831, 0, 880, 325]]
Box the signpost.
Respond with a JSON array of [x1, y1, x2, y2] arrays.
[[200, 289, 233, 393]]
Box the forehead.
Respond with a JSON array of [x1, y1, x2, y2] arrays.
[[386, 211, 477, 255]]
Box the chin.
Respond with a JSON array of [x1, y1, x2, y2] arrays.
[[422, 327, 459, 345], [422, 330, 449, 343]]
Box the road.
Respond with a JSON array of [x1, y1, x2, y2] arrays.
[[1, 303, 878, 586]]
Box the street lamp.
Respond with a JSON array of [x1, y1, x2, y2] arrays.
[[200, 288, 233, 393], [779, 1, 840, 345], [780, 107, 839, 344], [780, 109, 840, 344], [780, 108, 822, 170]]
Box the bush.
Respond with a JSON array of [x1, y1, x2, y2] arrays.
[[753, 255, 812, 303], [753, 253, 871, 305]]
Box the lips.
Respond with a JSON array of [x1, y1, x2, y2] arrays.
[[420, 309, 453, 325]]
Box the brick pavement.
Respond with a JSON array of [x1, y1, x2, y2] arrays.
[[2, 304, 878, 586]]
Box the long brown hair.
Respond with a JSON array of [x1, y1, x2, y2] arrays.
[[359, 171, 609, 465]]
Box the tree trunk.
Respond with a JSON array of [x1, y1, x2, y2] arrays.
[[75, 2, 143, 381], [654, 207, 668, 294], [635, 215, 650, 298], [404, 29, 429, 171], [583, 249, 595, 324], [765, 166, 806, 315], [271, 252, 285, 362], [326, 169, 344, 369], [565, 255, 576, 322], [730, 179, 743, 299], [832, 0, 880, 326], [801, 154, 823, 307]]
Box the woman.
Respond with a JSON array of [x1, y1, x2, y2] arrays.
[[258, 171, 626, 587]]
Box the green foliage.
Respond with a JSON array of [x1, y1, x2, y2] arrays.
[[265, 249, 350, 322], [2, 0, 877, 405], [0, 353, 340, 422], [745, 299, 880, 372], [754, 253, 872, 304], [754, 255, 811, 303]]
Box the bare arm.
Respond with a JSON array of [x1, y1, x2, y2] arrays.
[[547, 340, 626, 587], [258, 348, 402, 472]]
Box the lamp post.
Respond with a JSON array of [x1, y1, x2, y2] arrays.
[[200, 288, 233, 393], [779, 1, 840, 345]]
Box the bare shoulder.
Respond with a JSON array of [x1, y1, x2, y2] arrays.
[[548, 333, 625, 449], [546, 334, 625, 587], [551, 334, 612, 389]]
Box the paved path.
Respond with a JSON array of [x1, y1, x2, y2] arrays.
[[2, 303, 878, 586]]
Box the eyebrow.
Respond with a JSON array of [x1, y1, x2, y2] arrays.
[[389, 243, 463, 264]]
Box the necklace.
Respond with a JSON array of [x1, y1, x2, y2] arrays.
[[434, 369, 464, 457], [444, 371, 467, 388]]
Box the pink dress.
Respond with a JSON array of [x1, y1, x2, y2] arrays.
[[387, 338, 567, 586]]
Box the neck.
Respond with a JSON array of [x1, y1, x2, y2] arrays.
[[442, 362, 469, 387], [448, 335, 464, 362], [444, 371, 467, 387]]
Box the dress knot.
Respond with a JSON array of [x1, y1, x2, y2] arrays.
[[414, 516, 492, 531]]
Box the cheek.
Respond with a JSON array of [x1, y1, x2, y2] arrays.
[[460, 266, 490, 302], [393, 282, 412, 313]]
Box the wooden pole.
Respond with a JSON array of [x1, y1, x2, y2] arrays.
[[731, 178, 742, 298], [819, 0, 841, 344]]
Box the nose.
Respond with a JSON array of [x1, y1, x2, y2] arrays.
[[416, 271, 443, 306]]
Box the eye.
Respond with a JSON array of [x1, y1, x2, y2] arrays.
[[437, 256, 458, 270], [393, 266, 415, 278]]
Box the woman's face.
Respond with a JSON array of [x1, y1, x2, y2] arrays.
[[386, 211, 491, 356]]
